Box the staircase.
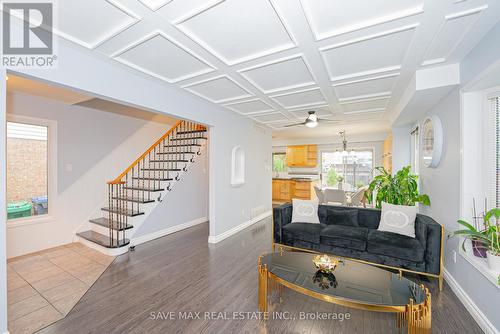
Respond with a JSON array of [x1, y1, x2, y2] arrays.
[[76, 120, 207, 254]]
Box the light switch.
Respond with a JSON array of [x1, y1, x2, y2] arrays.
[[65, 163, 73, 172]]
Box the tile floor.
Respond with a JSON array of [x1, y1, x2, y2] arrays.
[[7, 243, 114, 334]]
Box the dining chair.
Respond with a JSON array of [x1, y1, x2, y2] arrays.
[[324, 188, 347, 206], [314, 186, 325, 204], [347, 186, 368, 207]]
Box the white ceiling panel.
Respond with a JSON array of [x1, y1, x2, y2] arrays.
[[50, 0, 500, 140], [301, 0, 423, 40], [57, 0, 140, 49], [139, 0, 173, 11], [239, 55, 315, 93], [175, 0, 295, 65], [333, 74, 398, 100], [341, 98, 389, 113], [224, 99, 275, 115], [288, 105, 334, 119], [252, 112, 290, 123], [271, 88, 326, 109], [422, 6, 487, 65], [321, 25, 417, 81], [182, 75, 252, 103], [113, 32, 214, 83]]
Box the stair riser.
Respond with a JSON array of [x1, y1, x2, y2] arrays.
[[92, 223, 131, 238], [75, 235, 129, 256]]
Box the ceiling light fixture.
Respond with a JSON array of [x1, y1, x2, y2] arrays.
[[305, 112, 318, 128], [339, 130, 355, 157]]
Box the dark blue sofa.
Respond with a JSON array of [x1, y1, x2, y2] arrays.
[[273, 203, 444, 289]]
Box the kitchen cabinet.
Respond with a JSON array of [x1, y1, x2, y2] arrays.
[[286, 145, 317, 167], [272, 179, 316, 201]]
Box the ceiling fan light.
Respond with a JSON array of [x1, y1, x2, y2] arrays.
[[308, 114, 318, 122], [305, 120, 318, 128]]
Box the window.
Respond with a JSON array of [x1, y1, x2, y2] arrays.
[[320, 150, 373, 189], [6, 120, 49, 220], [410, 127, 420, 175], [272, 153, 286, 172]]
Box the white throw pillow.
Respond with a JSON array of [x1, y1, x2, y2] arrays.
[[291, 199, 320, 224], [377, 202, 417, 238]]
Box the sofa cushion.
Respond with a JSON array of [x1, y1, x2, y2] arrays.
[[291, 199, 320, 224], [326, 208, 359, 227], [320, 225, 368, 251], [282, 223, 325, 244], [367, 230, 424, 262]]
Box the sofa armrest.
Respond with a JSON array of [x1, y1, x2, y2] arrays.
[[273, 203, 292, 244], [415, 214, 443, 275]]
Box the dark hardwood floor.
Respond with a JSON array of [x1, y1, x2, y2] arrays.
[[38, 218, 482, 334]]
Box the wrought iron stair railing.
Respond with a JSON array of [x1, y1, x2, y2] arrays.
[[101, 120, 206, 248]]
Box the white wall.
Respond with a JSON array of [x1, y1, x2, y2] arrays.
[[13, 36, 272, 241], [391, 125, 412, 173], [0, 69, 8, 334], [6, 92, 174, 258]]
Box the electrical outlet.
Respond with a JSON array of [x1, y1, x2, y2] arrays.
[[453, 250, 457, 263]]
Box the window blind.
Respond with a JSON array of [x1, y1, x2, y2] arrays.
[[496, 97, 500, 208], [486, 97, 499, 208]]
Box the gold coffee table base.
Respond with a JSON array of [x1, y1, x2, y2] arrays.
[[258, 257, 431, 333]]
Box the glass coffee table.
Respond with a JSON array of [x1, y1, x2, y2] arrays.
[[258, 251, 431, 333]]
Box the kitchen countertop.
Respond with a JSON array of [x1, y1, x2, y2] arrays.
[[273, 177, 318, 182]]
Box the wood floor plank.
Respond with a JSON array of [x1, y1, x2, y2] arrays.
[[38, 218, 483, 334]]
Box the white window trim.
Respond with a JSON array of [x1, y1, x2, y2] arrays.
[[6, 114, 57, 229], [459, 86, 500, 288], [319, 146, 375, 187]]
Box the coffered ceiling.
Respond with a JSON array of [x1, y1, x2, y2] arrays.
[[52, 0, 499, 137]]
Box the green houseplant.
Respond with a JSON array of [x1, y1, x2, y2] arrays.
[[449, 208, 500, 273], [365, 166, 430, 209]]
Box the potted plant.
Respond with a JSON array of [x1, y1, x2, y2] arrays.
[[365, 166, 430, 209], [449, 208, 500, 272]]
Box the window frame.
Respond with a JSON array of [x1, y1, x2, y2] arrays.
[[459, 86, 500, 287], [272, 152, 287, 173], [6, 114, 57, 228], [319, 148, 374, 189]]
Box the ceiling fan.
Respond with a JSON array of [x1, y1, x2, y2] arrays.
[[284, 111, 340, 128]]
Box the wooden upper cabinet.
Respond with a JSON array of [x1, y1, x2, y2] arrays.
[[286, 145, 317, 167]]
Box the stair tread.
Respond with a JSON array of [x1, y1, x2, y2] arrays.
[[89, 217, 133, 231], [111, 196, 155, 204], [165, 144, 202, 147], [77, 230, 130, 248], [171, 137, 207, 141], [157, 151, 196, 154], [176, 130, 207, 135], [123, 186, 164, 192], [101, 207, 144, 217], [150, 160, 189, 163], [141, 168, 181, 171], [131, 177, 173, 181]]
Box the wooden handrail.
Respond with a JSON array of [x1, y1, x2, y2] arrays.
[[107, 120, 184, 184]]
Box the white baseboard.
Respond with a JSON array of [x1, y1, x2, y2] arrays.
[[208, 210, 272, 244], [132, 217, 207, 246], [444, 268, 499, 334]]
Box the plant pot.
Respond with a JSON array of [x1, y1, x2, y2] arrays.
[[471, 239, 488, 258], [486, 252, 500, 272]]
